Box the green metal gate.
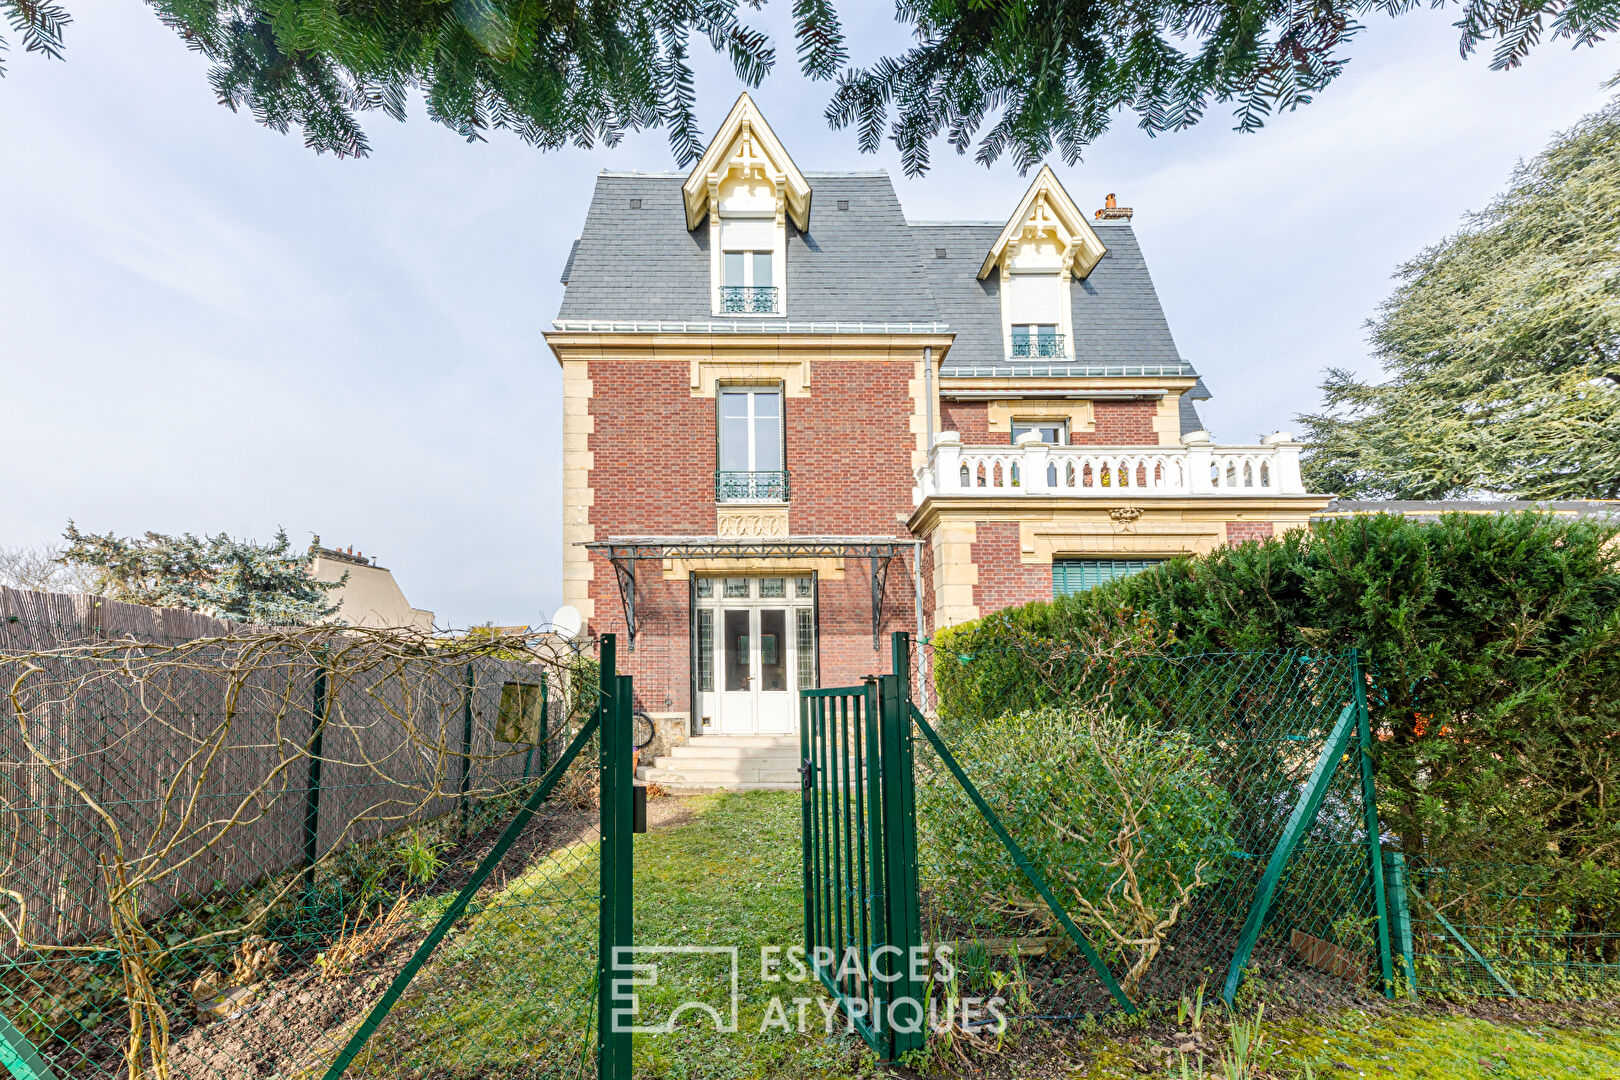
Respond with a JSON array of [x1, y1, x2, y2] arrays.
[[798, 636, 924, 1061]]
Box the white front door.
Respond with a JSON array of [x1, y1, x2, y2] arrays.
[[698, 576, 813, 735]]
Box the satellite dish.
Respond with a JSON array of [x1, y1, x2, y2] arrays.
[[551, 605, 583, 641]]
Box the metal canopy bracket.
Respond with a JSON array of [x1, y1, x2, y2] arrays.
[[870, 555, 893, 650], [583, 536, 910, 654], [610, 558, 637, 650]]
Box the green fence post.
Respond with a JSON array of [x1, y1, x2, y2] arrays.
[[302, 663, 328, 879], [1351, 649, 1396, 998], [459, 662, 475, 835], [0, 1008, 59, 1080], [1222, 701, 1360, 1006], [883, 632, 924, 1057], [1385, 851, 1417, 995], [597, 637, 634, 1079]]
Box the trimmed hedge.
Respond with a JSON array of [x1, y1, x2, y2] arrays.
[[933, 512, 1620, 878]]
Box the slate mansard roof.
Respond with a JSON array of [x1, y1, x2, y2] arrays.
[[557, 172, 939, 324], [556, 169, 1210, 430]]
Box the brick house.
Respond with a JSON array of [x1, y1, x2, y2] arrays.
[[546, 94, 1328, 760]]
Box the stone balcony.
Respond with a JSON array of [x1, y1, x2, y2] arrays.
[[914, 430, 1310, 504]]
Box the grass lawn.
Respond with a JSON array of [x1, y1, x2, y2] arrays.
[[361, 788, 1618, 1080]]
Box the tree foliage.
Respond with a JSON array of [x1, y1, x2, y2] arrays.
[[60, 522, 343, 624], [932, 512, 1620, 880], [1300, 89, 1620, 499], [2, 0, 1614, 171]]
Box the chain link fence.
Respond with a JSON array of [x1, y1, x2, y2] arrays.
[[913, 643, 1388, 1017], [1395, 860, 1620, 1002], [0, 600, 604, 1080]]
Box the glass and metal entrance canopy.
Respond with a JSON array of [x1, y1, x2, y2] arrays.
[[580, 536, 911, 650]]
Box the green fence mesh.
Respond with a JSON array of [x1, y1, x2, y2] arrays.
[[0, 619, 602, 1080], [913, 645, 1385, 1016], [1401, 861, 1620, 1002]]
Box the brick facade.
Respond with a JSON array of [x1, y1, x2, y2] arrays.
[[939, 398, 1157, 447], [1226, 521, 1276, 545], [970, 521, 1053, 614], [1075, 399, 1157, 445], [940, 401, 992, 444], [584, 356, 920, 714]]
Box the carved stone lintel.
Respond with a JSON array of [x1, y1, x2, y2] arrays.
[[717, 507, 789, 538], [1109, 506, 1145, 526]]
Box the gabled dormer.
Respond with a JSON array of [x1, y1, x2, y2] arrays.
[[979, 166, 1107, 361], [682, 93, 812, 318]]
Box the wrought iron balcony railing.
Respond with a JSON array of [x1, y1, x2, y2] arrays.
[[720, 286, 778, 314], [1011, 333, 1067, 358], [715, 470, 790, 502]]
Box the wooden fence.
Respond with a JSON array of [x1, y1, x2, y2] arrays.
[[0, 587, 552, 948]]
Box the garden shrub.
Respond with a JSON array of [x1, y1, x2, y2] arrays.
[[932, 511, 1620, 881], [917, 706, 1233, 994]]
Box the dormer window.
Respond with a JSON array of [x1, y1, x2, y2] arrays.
[[980, 166, 1107, 362], [682, 94, 811, 319]]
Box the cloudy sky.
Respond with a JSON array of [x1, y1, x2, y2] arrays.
[[1, 5, 1615, 628]]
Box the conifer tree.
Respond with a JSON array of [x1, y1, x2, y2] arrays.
[[60, 523, 343, 625], [1300, 88, 1620, 500], [2, 1, 1614, 171]]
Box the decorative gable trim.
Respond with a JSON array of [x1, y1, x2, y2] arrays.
[[977, 166, 1107, 281], [681, 93, 812, 232]]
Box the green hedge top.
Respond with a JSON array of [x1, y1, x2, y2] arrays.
[[932, 511, 1620, 872]]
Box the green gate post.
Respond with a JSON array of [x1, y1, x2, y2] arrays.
[[1352, 650, 1396, 998], [799, 691, 815, 983], [1384, 851, 1417, 996], [302, 663, 329, 880], [1222, 701, 1360, 1006], [882, 633, 924, 1057], [863, 675, 891, 1055], [458, 662, 475, 835], [597, 638, 634, 1080]]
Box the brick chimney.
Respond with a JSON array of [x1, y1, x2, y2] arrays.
[[1094, 193, 1134, 221]]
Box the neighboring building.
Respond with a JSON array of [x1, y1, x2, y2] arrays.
[[547, 94, 1329, 742], [308, 539, 435, 631]]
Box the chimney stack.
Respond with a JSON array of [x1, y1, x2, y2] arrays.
[[1094, 193, 1134, 221]]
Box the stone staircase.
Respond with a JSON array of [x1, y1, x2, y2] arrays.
[[638, 735, 834, 791]]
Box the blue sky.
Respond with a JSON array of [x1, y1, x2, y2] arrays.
[[0, 5, 1615, 629]]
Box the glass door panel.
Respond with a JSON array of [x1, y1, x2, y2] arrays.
[[723, 610, 751, 692], [758, 609, 787, 692]]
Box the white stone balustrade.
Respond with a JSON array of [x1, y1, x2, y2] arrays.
[[914, 430, 1308, 503]]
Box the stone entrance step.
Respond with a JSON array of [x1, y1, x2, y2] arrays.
[[637, 734, 864, 791]]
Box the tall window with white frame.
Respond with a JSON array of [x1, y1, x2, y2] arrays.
[[716, 386, 786, 501], [721, 249, 776, 314]]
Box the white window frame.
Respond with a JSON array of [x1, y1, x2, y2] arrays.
[[716, 384, 787, 502]]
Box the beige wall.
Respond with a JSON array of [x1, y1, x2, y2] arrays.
[[310, 557, 435, 631], [912, 497, 1328, 631]]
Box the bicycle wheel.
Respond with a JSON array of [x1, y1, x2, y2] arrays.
[[632, 710, 656, 751]]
